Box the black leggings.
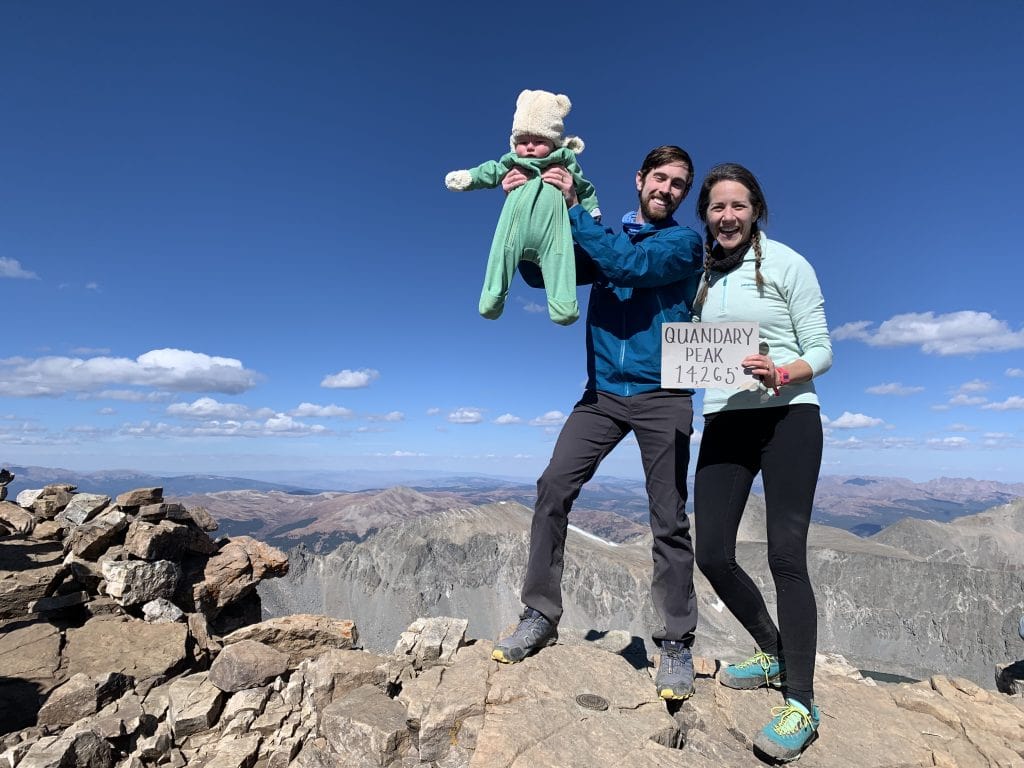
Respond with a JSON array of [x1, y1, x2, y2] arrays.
[[694, 404, 822, 708]]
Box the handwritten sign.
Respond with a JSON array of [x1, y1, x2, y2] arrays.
[[661, 322, 759, 389]]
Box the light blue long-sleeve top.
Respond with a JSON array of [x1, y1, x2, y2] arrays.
[[696, 232, 832, 414]]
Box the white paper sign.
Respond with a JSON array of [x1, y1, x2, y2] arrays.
[[661, 322, 759, 389]]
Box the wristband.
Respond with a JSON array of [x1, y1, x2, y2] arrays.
[[771, 366, 791, 397]]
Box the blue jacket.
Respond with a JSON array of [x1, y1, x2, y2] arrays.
[[522, 206, 703, 395]]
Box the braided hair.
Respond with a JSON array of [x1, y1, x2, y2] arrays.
[[694, 163, 769, 307]]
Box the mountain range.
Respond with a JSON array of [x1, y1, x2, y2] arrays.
[[256, 489, 1024, 688], [7, 463, 1021, 539]]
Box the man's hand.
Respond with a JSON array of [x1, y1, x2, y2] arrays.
[[540, 167, 579, 208], [501, 167, 533, 194]]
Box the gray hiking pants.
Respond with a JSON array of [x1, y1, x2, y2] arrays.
[[520, 389, 698, 645]]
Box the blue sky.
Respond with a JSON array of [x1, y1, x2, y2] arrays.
[[2, 1, 1023, 483]]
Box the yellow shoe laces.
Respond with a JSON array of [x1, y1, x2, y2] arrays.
[[735, 650, 776, 687], [768, 703, 813, 736]]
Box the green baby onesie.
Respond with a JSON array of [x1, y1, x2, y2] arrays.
[[447, 147, 600, 325]]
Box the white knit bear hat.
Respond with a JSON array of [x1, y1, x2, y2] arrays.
[[509, 89, 585, 154]]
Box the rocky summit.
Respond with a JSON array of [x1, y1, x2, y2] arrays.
[[2, 478, 1024, 767]]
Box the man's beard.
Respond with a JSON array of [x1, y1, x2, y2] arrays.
[[639, 191, 676, 222]]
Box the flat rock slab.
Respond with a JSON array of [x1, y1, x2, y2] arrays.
[[65, 616, 190, 684], [399, 641, 491, 762], [300, 648, 389, 708], [101, 559, 179, 606], [321, 684, 411, 767], [209, 640, 289, 693], [17, 728, 115, 768], [0, 621, 63, 733], [394, 616, 467, 669], [201, 734, 261, 768], [67, 510, 129, 560], [0, 501, 36, 534], [192, 536, 288, 617], [124, 520, 217, 560], [114, 488, 163, 508], [168, 672, 225, 740], [473, 643, 684, 768], [224, 614, 357, 668], [0, 538, 65, 620], [58, 494, 111, 526]]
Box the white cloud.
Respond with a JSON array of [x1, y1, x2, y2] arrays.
[[881, 436, 917, 448], [948, 394, 987, 406], [265, 414, 326, 434], [426, 407, 441, 415], [832, 311, 1024, 355], [522, 301, 546, 314], [494, 413, 522, 424], [1007, 368, 1024, 378], [955, 379, 990, 394], [118, 415, 326, 438], [84, 390, 175, 403], [290, 402, 354, 418], [85, 282, 100, 291], [321, 368, 379, 388], [530, 410, 567, 427], [389, 450, 427, 457], [0, 349, 257, 397], [97, 407, 116, 416], [448, 408, 484, 424], [980, 396, 1024, 411], [826, 411, 885, 429], [367, 411, 404, 422], [865, 382, 924, 396], [827, 435, 864, 448], [830, 320, 872, 341], [68, 425, 112, 436], [167, 397, 274, 420], [0, 258, 38, 279], [926, 436, 970, 449], [947, 423, 975, 432]]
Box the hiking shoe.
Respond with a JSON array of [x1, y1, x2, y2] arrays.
[[492, 608, 557, 663], [655, 640, 694, 700], [719, 650, 784, 690], [753, 698, 820, 762]]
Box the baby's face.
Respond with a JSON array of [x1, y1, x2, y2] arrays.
[[514, 135, 555, 158]]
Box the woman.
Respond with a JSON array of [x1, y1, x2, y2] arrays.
[[693, 163, 832, 763]]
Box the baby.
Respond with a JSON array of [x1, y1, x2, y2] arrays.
[[445, 89, 600, 325]]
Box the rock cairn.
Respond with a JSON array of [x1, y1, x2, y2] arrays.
[[0, 480, 289, 737], [2, 475, 1024, 767]]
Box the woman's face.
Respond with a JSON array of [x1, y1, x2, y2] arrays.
[[706, 180, 757, 255]]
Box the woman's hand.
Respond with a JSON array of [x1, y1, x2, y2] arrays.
[[742, 353, 781, 389]]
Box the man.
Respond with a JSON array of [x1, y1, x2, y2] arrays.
[[493, 146, 703, 700]]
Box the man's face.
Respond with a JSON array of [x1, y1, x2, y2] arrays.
[[635, 161, 690, 222]]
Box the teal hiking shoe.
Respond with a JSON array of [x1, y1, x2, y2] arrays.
[[753, 698, 820, 762], [655, 640, 694, 700], [492, 608, 557, 663], [719, 650, 784, 690]]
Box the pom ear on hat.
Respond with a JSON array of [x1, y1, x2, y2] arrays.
[[563, 136, 585, 154], [509, 88, 580, 150]]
